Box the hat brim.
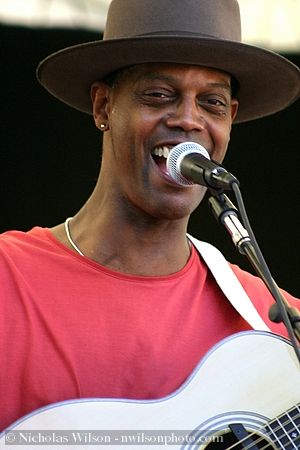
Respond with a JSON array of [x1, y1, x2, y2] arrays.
[[36, 36, 300, 123]]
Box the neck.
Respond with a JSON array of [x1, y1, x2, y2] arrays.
[[53, 199, 192, 277]]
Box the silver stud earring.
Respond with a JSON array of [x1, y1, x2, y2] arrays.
[[100, 123, 106, 130]]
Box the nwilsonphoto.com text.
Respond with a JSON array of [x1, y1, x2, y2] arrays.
[[5, 430, 224, 445]]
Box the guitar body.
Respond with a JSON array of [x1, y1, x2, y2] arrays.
[[1, 331, 299, 449]]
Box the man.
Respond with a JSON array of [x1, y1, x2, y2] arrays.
[[1, 0, 299, 434]]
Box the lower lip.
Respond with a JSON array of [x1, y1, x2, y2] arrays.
[[162, 169, 182, 186], [151, 156, 189, 188]]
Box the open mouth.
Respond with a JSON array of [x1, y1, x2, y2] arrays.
[[151, 146, 172, 175]]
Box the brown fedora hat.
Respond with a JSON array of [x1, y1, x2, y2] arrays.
[[36, 0, 300, 123]]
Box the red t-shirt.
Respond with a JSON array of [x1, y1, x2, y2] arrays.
[[0, 227, 298, 430]]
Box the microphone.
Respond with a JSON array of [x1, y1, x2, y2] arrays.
[[166, 142, 239, 190]]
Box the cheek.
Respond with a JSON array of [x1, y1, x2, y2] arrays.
[[108, 113, 148, 183], [111, 105, 148, 144], [108, 113, 136, 167], [210, 122, 232, 163]]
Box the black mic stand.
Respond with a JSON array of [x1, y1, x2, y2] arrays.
[[208, 189, 300, 363]]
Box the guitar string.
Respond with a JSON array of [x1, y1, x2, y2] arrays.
[[256, 411, 299, 450], [225, 409, 300, 450], [252, 409, 300, 450], [224, 413, 300, 450], [219, 407, 300, 450], [223, 422, 294, 450]]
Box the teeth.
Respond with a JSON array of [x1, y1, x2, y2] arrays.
[[151, 146, 171, 158]]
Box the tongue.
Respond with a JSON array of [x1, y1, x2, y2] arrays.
[[153, 156, 168, 175]]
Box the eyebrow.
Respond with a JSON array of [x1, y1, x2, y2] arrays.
[[134, 72, 176, 84], [206, 82, 232, 92]]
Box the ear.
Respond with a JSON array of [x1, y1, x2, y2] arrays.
[[230, 98, 239, 122], [90, 81, 111, 131]]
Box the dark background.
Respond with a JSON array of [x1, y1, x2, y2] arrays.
[[1, 24, 299, 297]]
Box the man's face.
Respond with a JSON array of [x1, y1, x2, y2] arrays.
[[92, 63, 238, 221]]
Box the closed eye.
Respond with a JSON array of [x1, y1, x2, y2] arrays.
[[206, 98, 227, 106], [135, 88, 176, 106], [146, 92, 170, 98], [198, 95, 230, 115]]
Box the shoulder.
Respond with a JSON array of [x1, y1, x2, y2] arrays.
[[230, 262, 299, 303], [0, 227, 51, 255], [0, 227, 65, 272], [229, 262, 300, 336], [188, 234, 299, 336]]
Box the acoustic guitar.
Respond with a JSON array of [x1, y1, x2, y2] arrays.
[[1, 331, 299, 449]]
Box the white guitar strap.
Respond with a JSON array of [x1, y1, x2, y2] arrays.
[[187, 234, 271, 332]]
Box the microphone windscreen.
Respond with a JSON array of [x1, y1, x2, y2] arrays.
[[166, 142, 210, 186]]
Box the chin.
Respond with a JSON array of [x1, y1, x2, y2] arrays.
[[149, 196, 204, 221]]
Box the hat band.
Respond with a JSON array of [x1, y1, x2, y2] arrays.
[[107, 31, 227, 40]]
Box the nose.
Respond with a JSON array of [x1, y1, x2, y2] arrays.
[[165, 97, 206, 132]]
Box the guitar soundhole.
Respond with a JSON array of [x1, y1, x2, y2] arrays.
[[205, 431, 275, 449]]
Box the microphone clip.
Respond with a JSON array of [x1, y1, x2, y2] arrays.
[[208, 193, 251, 254]]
